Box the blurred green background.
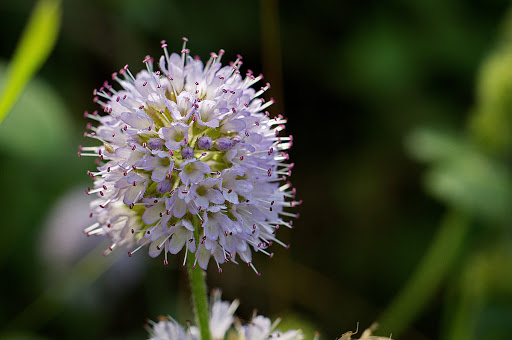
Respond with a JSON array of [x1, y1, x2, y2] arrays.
[[1, 0, 512, 339]]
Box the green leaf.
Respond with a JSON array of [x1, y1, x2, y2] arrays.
[[0, 0, 61, 124], [405, 127, 467, 163], [424, 152, 512, 222], [469, 48, 512, 153], [406, 127, 512, 222]]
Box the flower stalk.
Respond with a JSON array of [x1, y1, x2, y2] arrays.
[[187, 224, 211, 340]]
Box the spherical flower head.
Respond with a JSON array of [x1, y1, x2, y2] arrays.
[[147, 291, 303, 340], [80, 39, 300, 273]]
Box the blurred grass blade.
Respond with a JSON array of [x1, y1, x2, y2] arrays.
[[0, 0, 61, 124], [378, 211, 470, 337]]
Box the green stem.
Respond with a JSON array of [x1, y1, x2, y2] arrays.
[[187, 222, 210, 340], [377, 211, 470, 337], [443, 253, 486, 340]]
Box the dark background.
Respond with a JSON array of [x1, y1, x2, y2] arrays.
[[1, 0, 512, 339]]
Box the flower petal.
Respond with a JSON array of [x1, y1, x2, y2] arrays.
[[142, 202, 164, 225], [149, 235, 167, 258], [169, 227, 188, 254], [197, 245, 211, 270]]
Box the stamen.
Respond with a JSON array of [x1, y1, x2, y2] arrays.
[[128, 244, 144, 257]]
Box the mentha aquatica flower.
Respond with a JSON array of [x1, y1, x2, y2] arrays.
[[147, 291, 304, 340], [80, 39, 300, 273]]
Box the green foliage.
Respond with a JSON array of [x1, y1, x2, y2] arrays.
[[0, 0, 61, 124], [406, 128, 468, 163], [1, 0, 512, 339], [424, 151, 511, 223], [378, 212, 470, 337], [386, 7, 512, 337], [406, 128, 512, 222], [469, 48, 512, 153], [469, 8, 512, 154], [445, 245, 512, 340]]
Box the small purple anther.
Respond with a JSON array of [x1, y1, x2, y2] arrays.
[[216, 138, 232, 151], [181, 146, 194, 159], [197, 136, 213, 150]]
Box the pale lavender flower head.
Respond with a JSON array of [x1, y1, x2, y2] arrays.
[[239, 315, 304, 340], [146, 291, 303, 340], [80, 39, 300, 273], [147, 291, 238, 340]]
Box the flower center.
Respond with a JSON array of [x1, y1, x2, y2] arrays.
[[184, 162, 196, 173]]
